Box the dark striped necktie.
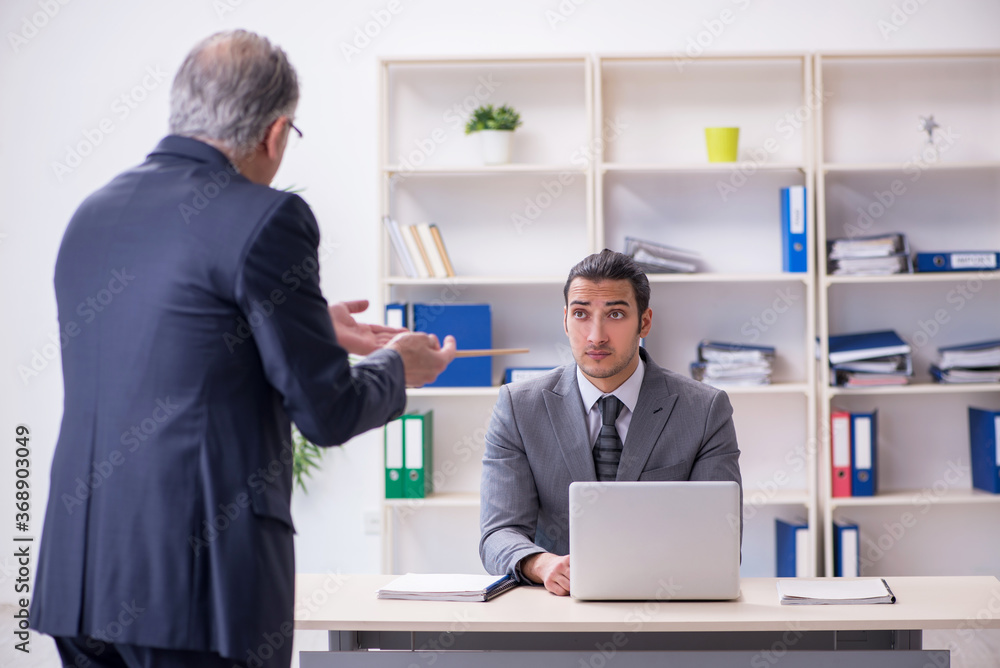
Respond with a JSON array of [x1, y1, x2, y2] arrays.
[[593, 395, 624, 482]]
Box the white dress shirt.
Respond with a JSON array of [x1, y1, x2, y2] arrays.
[[576, 355, 645, 447]]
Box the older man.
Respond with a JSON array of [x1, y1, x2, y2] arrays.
[[31, 30, 454, 668]]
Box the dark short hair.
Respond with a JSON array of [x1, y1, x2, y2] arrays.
[[563, 249, 650, 316]]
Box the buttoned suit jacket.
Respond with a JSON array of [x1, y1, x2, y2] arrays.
[[31, 136, 406, 664], [479, 348, 742, 579]]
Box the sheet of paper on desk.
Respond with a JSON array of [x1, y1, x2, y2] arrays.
[[777, 578, 896, 605], [377, 573, 518, 602]]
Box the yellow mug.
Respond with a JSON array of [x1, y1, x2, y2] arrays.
[[704, 127, 739, 163]]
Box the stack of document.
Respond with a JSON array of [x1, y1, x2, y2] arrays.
[[624, 236, 702, 274], [828, 330, 913, 387], [930, 339, 1000, 384], [826, 233, 911, 276], [376, 573, 517, 602], [691, 341, 775, 387], [777, 578, 896, 605]]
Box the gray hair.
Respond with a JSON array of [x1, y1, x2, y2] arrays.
[[169, 30, 299, 160]]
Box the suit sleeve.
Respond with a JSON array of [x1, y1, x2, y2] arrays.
[[689, 389, 743, 546], [235, 194, 405, 446], [479, 385, 545, 580]]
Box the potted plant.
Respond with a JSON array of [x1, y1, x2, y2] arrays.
[[465, 104, 522, 165]]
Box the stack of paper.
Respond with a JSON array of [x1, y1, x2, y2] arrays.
[[827, 233, 911, 276], [624, 236, 702, 274], [931, 338, 1000, 384], [776, 578, 896, 605], [828, 330, 913, 387], [691, 341, 775, 387], [376, 573, 517, 602]]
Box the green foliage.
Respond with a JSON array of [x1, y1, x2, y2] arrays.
[[292, 425, 325, 493], [464, 104, 523, 134]]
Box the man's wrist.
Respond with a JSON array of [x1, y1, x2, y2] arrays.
[[517, 552, 544, 584]]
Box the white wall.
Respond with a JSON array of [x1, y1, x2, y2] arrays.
[[2, 0, 1000, 662]]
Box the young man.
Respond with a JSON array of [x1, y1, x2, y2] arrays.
[[479, 250, 742, 596]]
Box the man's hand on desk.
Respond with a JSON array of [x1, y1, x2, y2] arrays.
[[521, 553, 571, 596], [328, 300, 407, 355]]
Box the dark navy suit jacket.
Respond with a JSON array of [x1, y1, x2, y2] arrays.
[[31, 136, 405, 663]]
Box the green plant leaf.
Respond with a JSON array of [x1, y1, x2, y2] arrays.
[[465, 103, 522, 134], [292, 425, 325, 493]]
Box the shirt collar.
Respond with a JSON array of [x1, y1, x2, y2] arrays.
[[576, 353, 645, 414]]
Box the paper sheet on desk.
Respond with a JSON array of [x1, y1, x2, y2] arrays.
[[777, 578, 896, 605], [377, 573, 517, 601]]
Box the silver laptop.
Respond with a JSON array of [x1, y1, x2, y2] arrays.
[[569, 480, 741, 601]]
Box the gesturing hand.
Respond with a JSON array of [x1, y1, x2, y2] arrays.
[[328, 299, 406, 356]]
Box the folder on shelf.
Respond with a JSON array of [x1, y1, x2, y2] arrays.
[[698, 340, 776, 364], [504, 367, 557, 384], [780, 185, 807, 273], [623, 236, 701, 274], [828, 330, 910, 365], [931, 366, 1000, 384], [969, 407, 1000, 494], [915, 251, 1000, 273], [404, 225, 432, 278], [830, 410, 852, 498], [384, 417, 404, 499], [384, 216, 418, 278], [826, 233, 911, 276], [403, 411, 433, 499], [851, 410, 878, 497], [385, 303, 408, 329], [775, 517, 810, 578], [833, 519, 860, 577], [936, 339, 1000, 370], [412, 303, 492, 387]]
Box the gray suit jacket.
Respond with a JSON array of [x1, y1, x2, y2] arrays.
[[479, 348, 742, 579]]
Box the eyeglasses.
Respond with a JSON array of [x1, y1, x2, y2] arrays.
[[288, 120, 303, 139]]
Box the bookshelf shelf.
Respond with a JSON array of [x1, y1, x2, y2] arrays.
[[815, 50, 1000, 578], [712, 383, 811, 396], [826, 382, 1000, 397], [824, 272, 1000, 286], [405, 386, 501, 399], [601, 162, 806, 174], [830, 489, 1000, 509], [384, 164, 588, 175], [386, 276, 567, 287], [645, 272, 810, 284], [384, 492, 480, 508], [822, 160, 1000, 173]]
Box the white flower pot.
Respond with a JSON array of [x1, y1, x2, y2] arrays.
[[479, 129, 513, 165]]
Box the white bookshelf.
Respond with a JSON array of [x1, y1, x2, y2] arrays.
[[815, 51, 1000, 577]]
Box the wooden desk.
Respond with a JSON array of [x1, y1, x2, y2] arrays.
[[296, 574, 1000, 667]]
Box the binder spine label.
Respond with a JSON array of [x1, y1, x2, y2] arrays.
[[854, 417, 872, 469], [953, 252, 998, 270], [995, 415, 1000, 466]]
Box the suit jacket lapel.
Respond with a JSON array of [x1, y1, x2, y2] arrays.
[[542, 365, 596, 482], [617, 352, 678, 481]]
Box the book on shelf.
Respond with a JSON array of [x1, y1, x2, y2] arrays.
[[931, 366, 1000, 384], [969, 407, 1000, 494], [623, 236, 702, 274], [827, 330, 911, 365], [851, 410, 878, 497], [830, 411, 852, 498], [780, 186, 807, 273], [914, 251, 1000, 273], [376, 573, 518, 602], [504, 367, 558, 384], [826, 233, 911, 276], [833, 370, 910, 388], [691, 340, 775, 387], [936, 339, 1000, 370], [774, 517, 810, 578], [833, 520, 860, 578], [413, 303, 492, 387], [386, 220, 457, 279], [384, 412, 434, 499], [777, 578, 895, 605]]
